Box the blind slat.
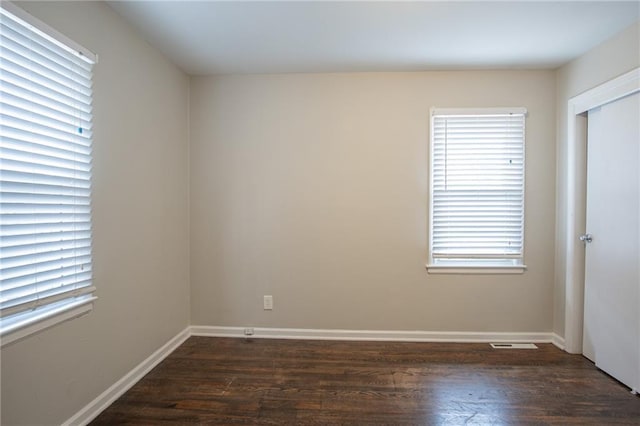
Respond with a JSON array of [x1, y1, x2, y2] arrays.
[[1, 285, 95, 318], [0, 245, 92, 270]]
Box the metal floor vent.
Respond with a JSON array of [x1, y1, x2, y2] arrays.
[[490, 343, 538, 349]]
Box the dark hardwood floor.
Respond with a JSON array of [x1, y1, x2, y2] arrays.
[[91, 337, 640, 425]]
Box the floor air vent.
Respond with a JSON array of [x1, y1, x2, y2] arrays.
[[490, 343, 538, 349]]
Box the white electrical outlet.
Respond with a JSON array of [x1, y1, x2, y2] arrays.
[[263, 295, 273, 310]]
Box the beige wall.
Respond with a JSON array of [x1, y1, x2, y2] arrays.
[[190, 71, 557, 332], [553, 22, 640, 337], [1, 2, 190, 424]]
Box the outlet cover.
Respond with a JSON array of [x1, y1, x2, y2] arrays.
[[264, 295, 273, 310]]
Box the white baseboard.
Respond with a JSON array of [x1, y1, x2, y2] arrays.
[[190, 325, 557, 344], [62, 327, 191, 426], [551, 333, 566, 350]]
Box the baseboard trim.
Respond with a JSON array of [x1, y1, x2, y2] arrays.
[[62, 327, 191, 426], [190, 325, 557, 344], [551, 333, 566, 350]]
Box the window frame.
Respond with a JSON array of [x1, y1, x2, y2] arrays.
[[427, 107, 527, 274], [0, 1, 97, 346]]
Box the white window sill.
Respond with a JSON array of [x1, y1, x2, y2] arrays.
[[426, 264, 527, 275], [0, 298, 96, 348]]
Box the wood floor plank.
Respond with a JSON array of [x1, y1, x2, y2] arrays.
[[91, 337, 640, 425]]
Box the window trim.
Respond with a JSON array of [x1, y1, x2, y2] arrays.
[[426, 107, 527, 274], [1, 1, 96, 63], [0, 2, 97, 346], [0, 299, 96, 346], [426, 264, 527, 275]]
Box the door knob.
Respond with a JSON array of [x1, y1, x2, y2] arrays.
[[579, 234, 593, 243]]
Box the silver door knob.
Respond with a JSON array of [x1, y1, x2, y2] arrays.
[[579, 234, 593, 243]]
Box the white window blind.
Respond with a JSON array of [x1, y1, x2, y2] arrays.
[[429, 108, 526, 269], [0, 3, 96, 344]]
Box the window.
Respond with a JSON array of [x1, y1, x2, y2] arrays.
[[0, 3, 97, 345], [428, 108, 526, 274]]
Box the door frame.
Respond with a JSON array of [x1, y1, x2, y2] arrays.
[[563, 67, 640, 354]]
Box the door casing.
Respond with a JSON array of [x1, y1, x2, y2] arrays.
[[562, 67, 640, 354]]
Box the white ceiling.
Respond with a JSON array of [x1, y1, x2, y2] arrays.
[[107, 1, 640, 75]]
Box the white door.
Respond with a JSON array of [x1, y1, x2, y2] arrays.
[[583, 91, 639, 392]]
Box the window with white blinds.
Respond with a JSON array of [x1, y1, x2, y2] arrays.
[[428, 108, 526, 272], [0, 3, 97, 345]]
